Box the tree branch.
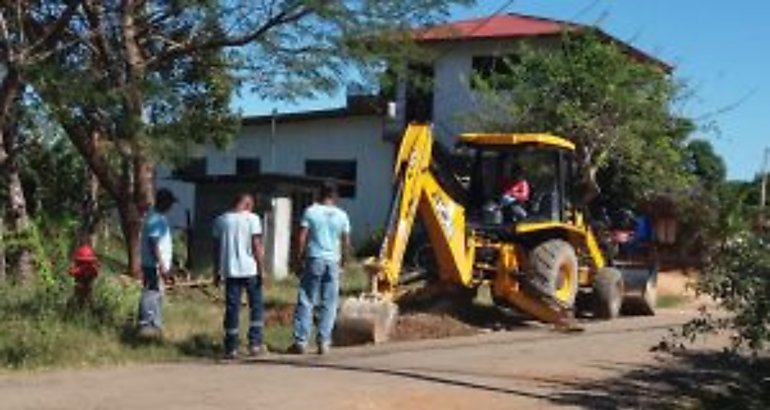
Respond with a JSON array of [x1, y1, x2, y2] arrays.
[[149, 4, 313, 66], [27, 0, 80, 58]]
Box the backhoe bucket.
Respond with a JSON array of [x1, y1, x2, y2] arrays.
[[618, 265, 658, 316], [333, 294, 399, 346]]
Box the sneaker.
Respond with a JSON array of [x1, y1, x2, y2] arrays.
[[248, 344, 268, 357], [287, 343, 308, 355], [317, 344, 331, 355], [138, 326, 163, 341], [223, 350, 237, 360]]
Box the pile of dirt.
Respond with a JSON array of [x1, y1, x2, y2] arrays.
[[391, 312, 481, 341], [262, 301, 495, 342]]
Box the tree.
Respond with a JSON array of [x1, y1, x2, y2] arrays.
[[465, 32, 691, 204], [684, 139, 726, 190], [31, 0, 470, 275], [0, 1, 78, 282]]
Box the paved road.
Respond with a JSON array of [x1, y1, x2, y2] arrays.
[[0, 307, 714, 410]]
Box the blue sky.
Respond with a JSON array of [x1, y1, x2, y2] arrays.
[[233, 1, 770, 181]]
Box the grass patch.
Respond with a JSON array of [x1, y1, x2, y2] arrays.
[[1, 263, 369, 371], [657, 294, 689, 309]]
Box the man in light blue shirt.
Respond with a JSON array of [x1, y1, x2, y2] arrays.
[[138, 188, 176, 336], [290, 181, 351, 355], [213, 193, 266, 358]]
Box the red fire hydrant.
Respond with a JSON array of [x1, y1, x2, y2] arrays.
[[68, 245, 100, 304]]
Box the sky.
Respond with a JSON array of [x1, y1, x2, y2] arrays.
[[233, 0, 770, 181]]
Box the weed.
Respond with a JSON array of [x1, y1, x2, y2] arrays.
[[0, 261, 368, 370], [657, 294, 688, 309]]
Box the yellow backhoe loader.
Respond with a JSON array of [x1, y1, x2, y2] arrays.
[[334, 124, 657, 345]]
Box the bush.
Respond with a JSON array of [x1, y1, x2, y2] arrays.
[[674, 229, 770, 353], [0, 277, 140, 369]]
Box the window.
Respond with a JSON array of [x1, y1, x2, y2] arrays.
[[305, 160, 357, 198], [471, 54, 520, 89], [174, 158, 206, 177], [236, 158, 261, 176]]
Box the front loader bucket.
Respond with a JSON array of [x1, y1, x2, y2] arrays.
[[332, 295, 399, 346], [618, 265, 657, 316]]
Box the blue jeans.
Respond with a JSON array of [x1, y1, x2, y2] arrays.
[[138, 266, 163, 329], [293, 258, 340, 347], [224, 276, 264, 353]]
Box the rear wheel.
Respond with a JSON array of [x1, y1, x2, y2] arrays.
[[622, 272, 657, 316], [593, 267, 624, 319], [530, 239, 579, 307]]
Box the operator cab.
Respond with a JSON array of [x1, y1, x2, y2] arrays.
[[455, 133, 579, 232]]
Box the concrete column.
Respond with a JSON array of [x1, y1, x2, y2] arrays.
[[264, 197, 292, 280]]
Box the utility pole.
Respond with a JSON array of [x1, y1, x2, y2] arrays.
[[270, 108, 277, 172], [762, 148, 769, 208]]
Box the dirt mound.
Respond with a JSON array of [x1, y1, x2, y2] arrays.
[[391, 312, 481, 341]]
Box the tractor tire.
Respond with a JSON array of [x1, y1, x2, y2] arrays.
[[621, 271, 658, 316], [593, 267, 624, 320], [529, 239, 579, 307]]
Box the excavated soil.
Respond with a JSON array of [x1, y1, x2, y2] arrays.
[[391, 313, 481, 341], [262, 302, 513, 342]]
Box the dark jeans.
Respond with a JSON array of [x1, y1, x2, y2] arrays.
[[224, 276, 264, 353], [138, 266, 163, 329]]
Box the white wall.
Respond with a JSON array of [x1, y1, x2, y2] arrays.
[[205, 115, 393, 243], [416, 38, 556, 146], [155, 166, 196, 230]]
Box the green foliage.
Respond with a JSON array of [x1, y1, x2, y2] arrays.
[[685, 139, 727, 190], [676, 229, 770, 353], [0, 259, 370, 369], [0, 277, 140, 369], [2, 215, 78, 285], [3, 92, 97, 219]]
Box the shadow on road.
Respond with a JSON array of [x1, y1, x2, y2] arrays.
[[545, 351, 770, 410], [225, 350, 770, 410], [249, 358, 554, 402]]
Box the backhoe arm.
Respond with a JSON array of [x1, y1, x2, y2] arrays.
[[369, 124, 475, 295]]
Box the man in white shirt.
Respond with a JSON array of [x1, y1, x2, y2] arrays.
[[138, 188, 176, 336], [213, 193, 266, 358]]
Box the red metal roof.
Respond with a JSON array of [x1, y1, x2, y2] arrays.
[[416, 13, 579, 42], [415, 13, 671, 72]]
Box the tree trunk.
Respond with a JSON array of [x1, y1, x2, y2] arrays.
[[0, 69, 33, 283], [6, 167, 33, 283], [79, 160, 101, 247], [117, 198, 143, 277], [576, 146, 600, 206]]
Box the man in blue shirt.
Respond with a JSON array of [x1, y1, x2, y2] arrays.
[[213, 193, 266, 358], [138, 188, 176, 337], [290, 182, 351, 355]]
